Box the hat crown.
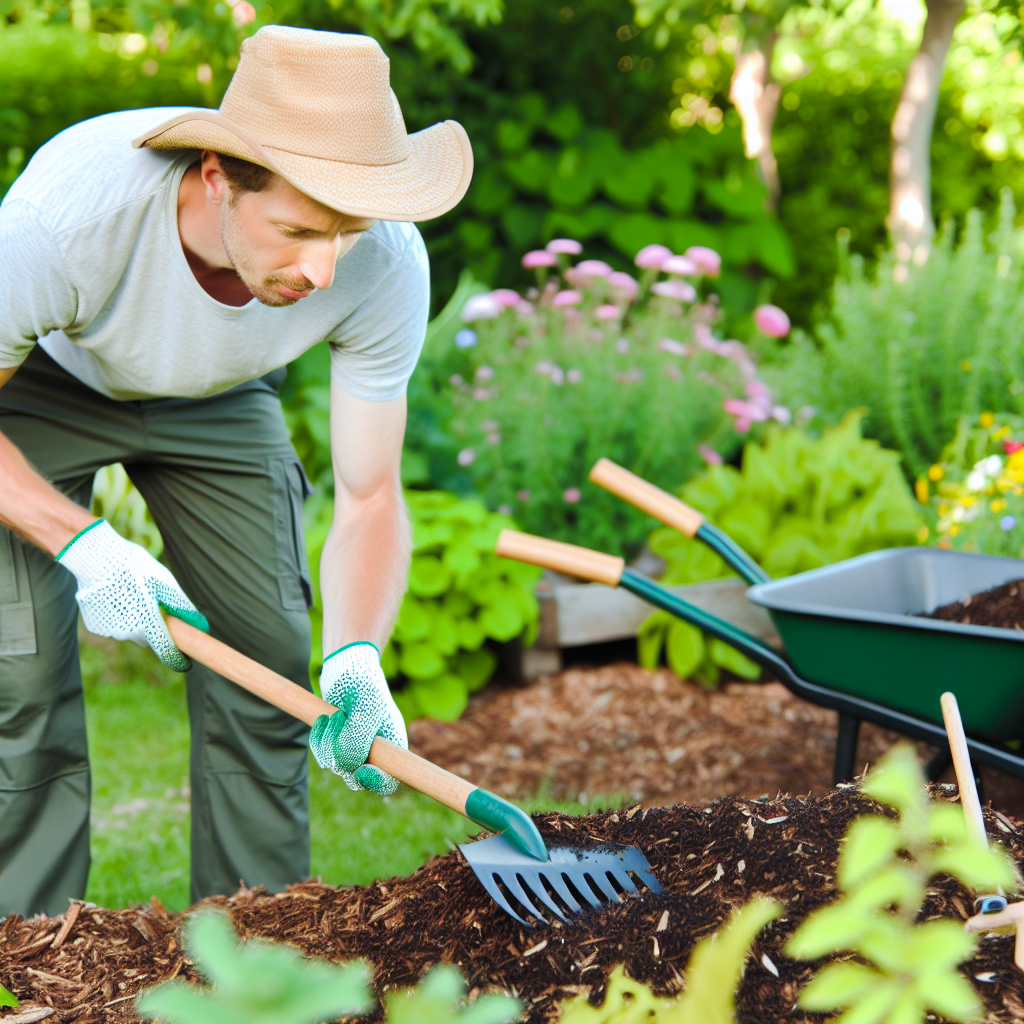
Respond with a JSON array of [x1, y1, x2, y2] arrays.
[[220, 26, 411, 166]]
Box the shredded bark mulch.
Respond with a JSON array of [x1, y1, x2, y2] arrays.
[[925, 578, 1024, 630], [408, 664, 1024, 816], [4, 790, 1024, 1024]]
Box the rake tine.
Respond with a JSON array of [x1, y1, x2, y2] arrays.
[[610, 868, 639, 895], [479, 872, 529, 926], [499, 872, 549, 924], [573, 873, 608, 909], [587, 871, 624, 905], [522, 871, 569, 922], [543, 870, 585, 914]]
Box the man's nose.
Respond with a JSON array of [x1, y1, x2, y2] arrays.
[[298, 241, 339, 291]]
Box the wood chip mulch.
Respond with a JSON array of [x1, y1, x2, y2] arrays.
[[925, 578, 1024, 631], [5, 789, 1024, 1024]]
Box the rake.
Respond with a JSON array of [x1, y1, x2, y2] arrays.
[[162, 616, 663, 926]]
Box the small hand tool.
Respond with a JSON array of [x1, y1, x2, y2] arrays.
[[164, 616, 662, 925]]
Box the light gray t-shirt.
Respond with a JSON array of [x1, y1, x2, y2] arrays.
[[0, 107, 429, 401]]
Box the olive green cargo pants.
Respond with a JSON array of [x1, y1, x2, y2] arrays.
[[0, 347, 314, 916]]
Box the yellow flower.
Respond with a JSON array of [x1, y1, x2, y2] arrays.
[[938, 502, 950, 516], [961, 360, 972, 372], [994, 425, 1010, 440], [980, 411, 995, 428], [927, 464, 944, 482], [915, 479, 929, 504], [949, 524, 962, 536], [991, 499, 1008, 512], [917, 525, 929, 543]]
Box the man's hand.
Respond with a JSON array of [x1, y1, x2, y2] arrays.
[[308, 641, 407, 794], [58, 520, 209, 671]]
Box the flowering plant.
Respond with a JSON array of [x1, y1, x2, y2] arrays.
[[443, 239, 791, 555], [919, 411, 1024, 557]]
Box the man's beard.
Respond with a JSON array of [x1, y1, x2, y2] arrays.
[[221, 209, 314, 307]]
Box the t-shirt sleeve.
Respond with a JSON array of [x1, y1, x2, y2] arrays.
[[327, 228, 429, 402], [0, 199, 78, 369]]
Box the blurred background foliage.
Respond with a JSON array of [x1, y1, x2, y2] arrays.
[[3, 0, 1024, 327]]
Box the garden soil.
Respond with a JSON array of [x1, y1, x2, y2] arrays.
[[926, 578, 1024, 631], [6, 665, 1024, 1024]]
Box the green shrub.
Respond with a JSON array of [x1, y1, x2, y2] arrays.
[[639, 410, 924, 685], [305, 490, 541, 722], [137, 909, 522, 1024], [558, 897, 780, 1023], [786, 744, 1017, 1024], [441, 243, 791, 557], [918, 410, 1024, 557], [770, 193, 1024, 479]]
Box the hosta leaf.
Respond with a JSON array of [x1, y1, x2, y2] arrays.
[[381, 640, 400, 679], [457, 616, 486, 651], [410, 673, 469, 721], [479, 593, 524, 641], [408, 556, 452, 598], [443, 542, 482, 579], [433, 609, 460, 657], [665, 619, 704, 679], [454, 648, 499, 692], [637, 611, 671, 669], [707, 638, 760, 679], [394, 595, 434, 643], [398, 642, 447, 680]]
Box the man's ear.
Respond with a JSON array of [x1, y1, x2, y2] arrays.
[[199, 151, 230, 206]]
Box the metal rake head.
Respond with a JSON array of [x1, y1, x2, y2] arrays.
[[459, 833, 663, 926]]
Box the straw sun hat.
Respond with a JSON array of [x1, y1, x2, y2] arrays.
[[132, 26, 473, 221]]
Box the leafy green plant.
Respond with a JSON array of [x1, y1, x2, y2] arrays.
[[305, 490, 541, 721], [558, 896, 780, 1023], [0, 984, 17, 1009], [771, 193, 1024, 478], [443, 242, 791, 556], [785, 743, 1018, 1024], [137, 909, 522, 1024], [639, 410, 924, 685], [917, 410, 1024, 557]]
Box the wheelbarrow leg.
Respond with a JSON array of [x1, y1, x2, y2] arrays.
[[834, 713, 861, 785]]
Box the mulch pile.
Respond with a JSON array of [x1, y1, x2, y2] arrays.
[[4, 790, 1024, 1024], [926, 578, 1024, 630]]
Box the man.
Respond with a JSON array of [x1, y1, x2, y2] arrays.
[[0, 26, 472, 915]]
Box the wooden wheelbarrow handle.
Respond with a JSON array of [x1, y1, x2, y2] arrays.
[[164, 616, 475, 815], [589, 458, 705, 537]]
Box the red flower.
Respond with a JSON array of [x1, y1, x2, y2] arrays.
[[1004, 440, 1024, 454]]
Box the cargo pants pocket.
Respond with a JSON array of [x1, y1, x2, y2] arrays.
[[270, 459, 313, 612], [0, 528, 37, 656]]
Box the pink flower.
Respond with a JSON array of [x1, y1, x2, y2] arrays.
[[658, 338, 689, 356], [515, 300, 534, 317], [522, 250, 557, 269], [595, 304, 621, 320], [608, 272, 639, 299], [685, 246, 722, 277], [567, 369, 582, 384], [461, 294, 502, 322], [753, 304, 791, 338], [723, 398, 750, 418], [457, 448, 477, 466], [724, 397, 770, 423], [546, 238, 583, 255], [772, 405, 792, 424], [232, 0, 256, 25], [698, 444, 723, 465], [563, 488, 581, 503], [634, 244, 672, 270], [652, 280, 697, 302], [745, 380, 770, 400], [490, 289, 521, 307], [575, 260, 612, 278], [552, 289, 583, 307], [662, 255, 698, 276], [516, 489, 531, 501]]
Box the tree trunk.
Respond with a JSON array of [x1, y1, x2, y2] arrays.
[[888, 0, 964, 262], [729, 33, 782, 212]]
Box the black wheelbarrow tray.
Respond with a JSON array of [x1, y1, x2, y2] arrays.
[[498, 505, 1024, 786]]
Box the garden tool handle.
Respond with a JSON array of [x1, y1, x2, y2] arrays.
[[496, 529, 625, 586], [589, 458, 705, 537], [940, 691, 988, 848], [163, 615, 476, 815]]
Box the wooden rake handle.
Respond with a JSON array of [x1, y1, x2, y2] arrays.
[[496, 529, 625, 586], [589, 458, 705, 537], [164, 616, 475, 815], [940, 691, 988, 848]]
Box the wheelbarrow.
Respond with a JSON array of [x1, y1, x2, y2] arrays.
[[495, 460, 1024, 787]]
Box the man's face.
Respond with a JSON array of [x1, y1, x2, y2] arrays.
[[219, 172, 376, 307]]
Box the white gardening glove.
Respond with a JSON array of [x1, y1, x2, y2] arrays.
[[308, 642, 408, 796], [57, 519, 209, 672]]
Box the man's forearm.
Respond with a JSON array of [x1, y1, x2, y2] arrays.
[[319, 483, 411, 655], [0, 427, 94, 556]]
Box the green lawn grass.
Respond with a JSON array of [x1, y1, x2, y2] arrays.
[[81, 637, 615, 911]]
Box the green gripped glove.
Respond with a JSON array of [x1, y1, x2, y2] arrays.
[[308, 642, 408, 796], [57, 519, 209, 673]]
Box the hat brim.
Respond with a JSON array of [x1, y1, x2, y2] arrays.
[[132, 109, 473, 222]]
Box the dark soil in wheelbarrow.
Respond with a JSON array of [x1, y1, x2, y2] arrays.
[[5, 790, 1024, 1024], [926, 577, 1024, 630], [408, 664, 1024, 819]]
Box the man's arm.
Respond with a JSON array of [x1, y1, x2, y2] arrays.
[[319, 381, 411, 654], [0, 366, 95, 555]]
